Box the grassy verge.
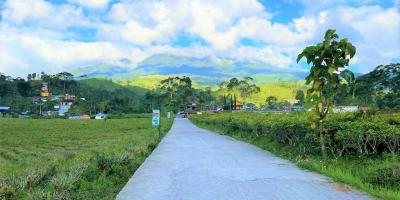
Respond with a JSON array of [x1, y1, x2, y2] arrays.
[[190, 114, 400, 200], [0, 117, 173, 199]]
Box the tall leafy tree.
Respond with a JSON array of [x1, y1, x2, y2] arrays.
[[238, 77, 260, 103], [340, 69, 356, 99], [266, 96, 278, 109], [297, 29, 356, 159], [158, 76, 194, 111], [57, 72, 74, 95], [218, 77, 260, 105], [295, 90, 305, 105]]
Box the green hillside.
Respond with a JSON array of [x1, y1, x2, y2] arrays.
[[80, 75, 307, 107], [80, 78, 148, 96], [214, 81, 307, 106], [252, 81, 307, 105], [115, 75, 169, 89], [116, 75, 212, 90], [79, 78, 126, 91], [92, 75, 307, 106]]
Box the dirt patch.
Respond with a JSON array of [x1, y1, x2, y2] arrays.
[[334, 184, 363, 195]]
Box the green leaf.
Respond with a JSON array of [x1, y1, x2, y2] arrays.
[[346, 45, 356, 58], [296, 52, 304, 63], [313, 80, 322, 89], [328, 67, 336, 75]]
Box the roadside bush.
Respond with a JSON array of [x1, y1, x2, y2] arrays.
[[190, 112, 400, 157]]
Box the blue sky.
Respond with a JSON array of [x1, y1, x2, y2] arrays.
[[0, 0, 399, 77]]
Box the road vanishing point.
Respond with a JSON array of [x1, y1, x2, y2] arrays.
[[117, 118, 371, 200]]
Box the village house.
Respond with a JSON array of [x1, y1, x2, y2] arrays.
[[95, 112, 105, 119], [58, 100, 73, 116], [333, 106, 359, 113], [0, 106, 10, 118], [231, 100, 243, 110]]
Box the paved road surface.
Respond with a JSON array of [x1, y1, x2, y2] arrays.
[[117, 118, 371, 200]]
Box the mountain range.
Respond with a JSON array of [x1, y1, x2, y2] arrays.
[[73, 54, 309, 86]]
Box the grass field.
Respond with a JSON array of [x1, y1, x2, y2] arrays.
[[0, 117, 173, 199]]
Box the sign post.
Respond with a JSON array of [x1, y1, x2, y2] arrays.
[[152, 109, 161, 141]]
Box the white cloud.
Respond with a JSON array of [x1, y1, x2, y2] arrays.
[[2, 0, 53, 24], [236, 17, 314, 46], [121, 21, 161, 46], [108, 3, 130, 22], [296, 6, 400, 72], [106, 0, 267, 50], [0, 27, 139, 76], [0, 0, 398, 76], [2, 0, 90, 30], [232, 46, 293, 68], [68, 0, 111, 9]]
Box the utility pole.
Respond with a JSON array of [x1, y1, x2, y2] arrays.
[[158, 97, 161, 142]]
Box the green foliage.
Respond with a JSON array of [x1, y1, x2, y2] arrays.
[[297, 29, 356, 120], [144, 76, 194, 111], [191, 112, 400, 199], [0, 117, 173, 199], [355, 63, 400, 109], [145, 76, 216, 112], [0, 72, 150, 115], [191, 112, 400, 158], [217, 77, 260, 104], [297, 29, 356, 158], [295, 90, 305, 105], [366, 164, 400, 189], [159, 76, 193, 109], [265, 96, 278, 109]]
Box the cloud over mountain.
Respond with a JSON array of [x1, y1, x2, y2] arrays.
[[0, 0, 398, 77]]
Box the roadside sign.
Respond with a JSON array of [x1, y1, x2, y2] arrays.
[[152, 109, 160, 128], [167, 112, 171, 119]]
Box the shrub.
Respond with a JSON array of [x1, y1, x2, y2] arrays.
[[190, 112, 400, 157]]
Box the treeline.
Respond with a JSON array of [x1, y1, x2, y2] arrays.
[[0, 72, 147, 114], [144, 76, 263, 112], [336, 63, 400, 109], [258, 63, 400, 110]]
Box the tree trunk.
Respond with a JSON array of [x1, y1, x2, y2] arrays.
[[318, 120, 327, 159]]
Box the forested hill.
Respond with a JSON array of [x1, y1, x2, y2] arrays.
[[354, 63, 399, 108], [0, 73, 150, 114]]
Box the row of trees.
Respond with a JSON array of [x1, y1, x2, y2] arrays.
[[217, 77, 260, 110], [144, 76, 265, 113], [144, 76, 215, 112], [143, 75, 312, 112]]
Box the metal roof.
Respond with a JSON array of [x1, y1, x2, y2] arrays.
[[0, 106, 10, 111]]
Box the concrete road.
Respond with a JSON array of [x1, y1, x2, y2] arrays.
[[117, 118, 371, 200]]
